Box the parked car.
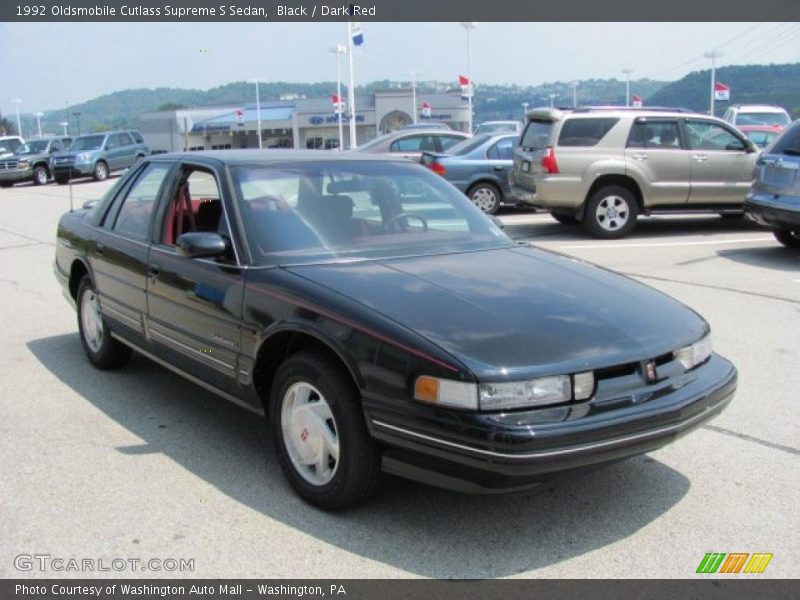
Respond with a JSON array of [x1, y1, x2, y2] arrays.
[[738, 125, 782, 149], [355, 129, 469, 161], [55, 150, 736, 509], [0, 135, 25, 158], [0, 137, 71, 187], [421, 133, 520, 214], [510, 107, 759, 238], [401, 123, 451, 131], [723, 105, 791, 130], [744, 121, 800, 248], [52, 130, 149, 184], [474, 120, 522, 135]]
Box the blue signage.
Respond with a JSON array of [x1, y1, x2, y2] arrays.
[[308, 115, 366, 125]]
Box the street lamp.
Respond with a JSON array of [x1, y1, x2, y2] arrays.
[[622, 68, 634, 107], [329, 44, 347, 150], [11, 99, 22, 137], [248, 78, 262, 149], [459, 22, 477, 133], [72, 112, 81, 136], [59, 121, 69, 136], [704, 50, 722, 116], [35, 112, 44, 138], [521, 102, 529, 120], [548, 93, 556, 108], [406, 70, 422, 124], [571, 81, 578, 108]]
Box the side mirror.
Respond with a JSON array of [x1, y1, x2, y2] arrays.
[[176, 232, 228, 259]]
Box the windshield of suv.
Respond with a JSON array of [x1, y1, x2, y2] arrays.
[[15, 140, 49, 155], [736, 112, 791, 127], [232, 160, 512, 266], [71, 135, 105, 151]]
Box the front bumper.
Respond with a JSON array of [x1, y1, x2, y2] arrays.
[[367, 354, 736, 493], [0, 168, 33, 182], [745, 193, 800, 230], [53, 162, 93, 178]]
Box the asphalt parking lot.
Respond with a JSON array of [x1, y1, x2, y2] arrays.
[[1, 177, 798, 579]]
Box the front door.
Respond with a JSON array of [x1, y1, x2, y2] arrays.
[[146, 164, 246, 397]]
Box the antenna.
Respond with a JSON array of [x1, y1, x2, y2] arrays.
[[68, 173, 74, 212]]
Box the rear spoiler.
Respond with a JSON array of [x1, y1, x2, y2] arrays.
[[419, 151, 449, 165]]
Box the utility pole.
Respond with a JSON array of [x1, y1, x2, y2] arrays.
[[249, 78, 262, 148], [704, 51, 722, 116], [72, 112, 82, 136], [521, 102, 529, 120], [346, 21, 357, 149], [35, 112, 44, 138], [460, 22, 477, 133], [330, 45, 347, 150], [572, 81, 578, 108], [549, 94, 556, 108], [407, 71, 421, 124], [622, 68, 634, 107], [12, 99, 22, 136]]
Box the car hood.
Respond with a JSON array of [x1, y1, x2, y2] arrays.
[[286, 246, 708, 380]]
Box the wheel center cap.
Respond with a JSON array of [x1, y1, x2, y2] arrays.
[[292, 414, 320, 462], [607, 208, 618, 218]]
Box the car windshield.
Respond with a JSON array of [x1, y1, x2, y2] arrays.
[[71, 135, 105, 151], [15, 140, 49, 154], [475, 123, 517, 134], [736, 112, 790, 127], [231, 160, 513, 266], [446, 134, 492, 156]]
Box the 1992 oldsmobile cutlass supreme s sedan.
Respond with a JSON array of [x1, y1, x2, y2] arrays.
[[55, 150, 737, 510]]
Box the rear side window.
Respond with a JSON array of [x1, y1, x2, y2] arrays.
[[390, 135, 436, 152], [487, 138, 515, 160], [770, 123, 800, 155], [520, 120, 553, 150], [627, 120, 681, 149], [558, 118, 619, 147], [112, 163, 171, 242], [131, 131, 144, 144]]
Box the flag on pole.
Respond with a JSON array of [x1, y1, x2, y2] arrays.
[[350, 22, 364, 46], [631, 94, 642, 108], [235, 109, 245, 126], [331, 95, 345, 114], [714, 82, 730, 101], [458, 75, 470, 86], [458, 75, 473, 99], [421, 101, 432, 118]]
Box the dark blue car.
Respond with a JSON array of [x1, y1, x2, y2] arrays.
[[421, 133, 520, 214]]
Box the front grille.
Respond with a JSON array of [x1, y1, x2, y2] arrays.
[[0, 160, 19, 170]]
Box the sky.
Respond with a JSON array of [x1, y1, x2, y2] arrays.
[[1, 21, 798, 117]]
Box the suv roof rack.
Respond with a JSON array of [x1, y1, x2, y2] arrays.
[[571, 106, 697, 114]]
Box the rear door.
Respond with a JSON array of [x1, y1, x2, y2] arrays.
[[90, 161, 174, 346], [485, 136, 516, 194], [624, 118, 691, 206], [513, 117, 556, 192], [684, 119, 757, 205]]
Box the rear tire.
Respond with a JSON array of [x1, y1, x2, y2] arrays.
[[33, 165, 49, 186], [551, 213, 579, 225], [269, 351, 381, 510], [774, 227, 800, 248], [76, 275, 132, 370], [584, 186, 638, 239], [467, 182, 501, 215]]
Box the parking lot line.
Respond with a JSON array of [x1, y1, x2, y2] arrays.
[[557, 237, 773, 250]]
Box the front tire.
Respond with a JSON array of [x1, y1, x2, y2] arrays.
[[467, 182, 501, 215], [76, 276, 132, 369], [92, 161, 109, 181], [774, 227, 800, 248], [584, 186, 638, 239], [33, 165, 49, 185], [269, 351, 380, 510]]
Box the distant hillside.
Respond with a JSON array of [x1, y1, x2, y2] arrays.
[[647, 63, 800, 117]]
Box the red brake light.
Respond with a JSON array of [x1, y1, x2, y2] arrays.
[[428, 161, 447, 176], [541, 146, 559, 174]]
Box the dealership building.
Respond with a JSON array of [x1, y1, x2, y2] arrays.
[[139, 89, 471, 153]]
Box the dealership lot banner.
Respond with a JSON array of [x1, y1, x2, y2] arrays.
[[3, 0, 800, 21]]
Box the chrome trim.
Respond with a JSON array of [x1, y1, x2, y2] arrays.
[[101, 304, 143, 332], [148, 328, 236, 372], [110, 333, 263, 416], [371, 396, 731, 461]]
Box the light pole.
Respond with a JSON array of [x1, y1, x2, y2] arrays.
[[11, 99, 22, 137], [35, 112, 44, 138], [548, 94, 556, 108], [346, 22, 357, 149], [704, 50, 722, 116], [406, 70, 421, 124], [249, 78, 262, 148], [521, 102, 529, 120], [60, 121, 69, 136], [72, 112, 81, 136], [459, 22, 477, 133], [622, 68, 634, 107], [330, 44, 347, 150], [571, 81, 578, 108]]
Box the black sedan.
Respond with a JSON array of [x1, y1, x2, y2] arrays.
[[55, 150, 736, 510]]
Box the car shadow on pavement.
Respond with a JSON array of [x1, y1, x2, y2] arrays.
[[716, 245, 800, 272], [28, 333, 690, 578], [505, 215, 764, 243]]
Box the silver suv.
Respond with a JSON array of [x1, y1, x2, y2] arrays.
[[510, 107, 759, 238]]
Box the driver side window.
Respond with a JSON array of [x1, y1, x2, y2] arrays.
[[685, 121, 746, 152]]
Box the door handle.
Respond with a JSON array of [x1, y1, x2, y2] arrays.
[[631, 153, 648, 161], [493, 165, 506, 171], [95, 243, 104, 255], [692, 154, 708, 162]]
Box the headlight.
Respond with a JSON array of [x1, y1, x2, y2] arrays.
[[675, 334, 712, 370], [17, 160, 30, 169], [415, 370, 595, 412], [76, 153, 91, 162]]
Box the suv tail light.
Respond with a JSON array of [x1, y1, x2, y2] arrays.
[[541, 146, 559, 174], [428, 161, 447, 176]]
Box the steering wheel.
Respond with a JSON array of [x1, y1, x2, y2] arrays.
[[384, 213, 429, 232]]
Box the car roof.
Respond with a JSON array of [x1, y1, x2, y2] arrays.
[[477, 120, 519, 125], [147, 149, 414, 165], [731, 105, 789, 113], [525, 106, 710, 121]]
